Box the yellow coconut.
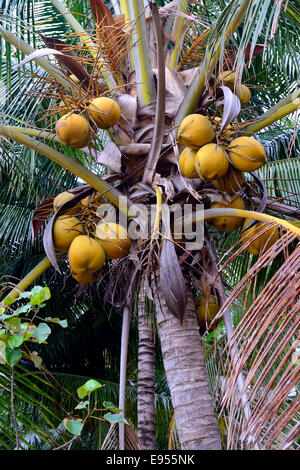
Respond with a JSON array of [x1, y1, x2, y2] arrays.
[[195, 143, 229, 181], [95, 222, 131, 259], [208, 195, 245, 232], [68, 235, 106, 274], [240, 219, 279, 255], [196, 295, 220, 331], [56, 113, 91, 149], [228, 136, 267, 172], [80, 192, 103, 209], [237, 84, 251, 104], [212, 166, 244, 195], [217, 70, 235, 88], [53, 216, 83, 252], [72, 271, 95, 284], [177, 114, 215, 149], [88, 97, 120, 129], [178, 147, 199, 179], [53, 191, 79, 215]]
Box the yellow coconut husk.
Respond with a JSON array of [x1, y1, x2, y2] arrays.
[[195, 143, 229, 181], [240, 218, 279, 255], [212, 166, 244, 195], [196, 295, 220, 330], [237, 84, 251, 104], [88, 97, 121, 129], [68, 235, 106, 274], [208, 195, 245, 232], [53, 216, 84, 252], [72, 271, 95, 284], [56, 113, 91, 149], [95, 222, 131, 259], [53, 191, 78, 215], [228, 136, 267, 172], [80, 192, 104, 209], [177, 114, 215, 149], [178, 147, 199, 179], [217, 70, 235, 88]]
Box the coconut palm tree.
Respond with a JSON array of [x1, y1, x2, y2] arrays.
[[0, 0, 299, 450]]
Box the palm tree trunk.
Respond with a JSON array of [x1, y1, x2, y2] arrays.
[[137, 282, 156, 449], [154, 279, 221, 450]]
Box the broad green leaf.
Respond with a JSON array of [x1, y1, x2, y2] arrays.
[[103, 401, 122, 413], [0, 313, 16, 321], [8, 335, 24, 348], [0, 333, 11, 344], [75, 400, 89, 410], [14, 303, 32, 316], [19, 292, 34, 300], [30, 352, 43, 368], [77, 379, 104, 399], [4, 317, 21, 329], [30, 286, 51, 306], [35, 323, 51, 344], [64, 418, 84, 436], [104, 412, 129, 425], [3, 347, 22, 367], [45, 317, 68, 328]]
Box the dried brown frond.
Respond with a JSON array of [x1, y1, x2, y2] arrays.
[[214, 235, 300, 449], [101, 422, 140, 450]]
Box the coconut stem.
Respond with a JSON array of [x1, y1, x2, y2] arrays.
[[127, 0, 155, 106], [0, 25, 72, 91], [152, 187, 163, 240], [0, 124, 130, 218], [142, 2, 166, 185], [240, 99, 300, 136], [167, 0, 191, 71], [180, 208, 300, 237], [1, 257, 52, 310]]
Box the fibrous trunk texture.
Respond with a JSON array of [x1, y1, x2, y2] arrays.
[[154, 281, 221, 450], [137, 285, 156, 449]]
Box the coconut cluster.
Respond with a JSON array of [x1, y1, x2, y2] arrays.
[[177, 114, 267, 182], [55, 85, 121, 149], [177, 99, 278, 253], [217, 70, 251, 105], [51, 191, 131, 285]]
